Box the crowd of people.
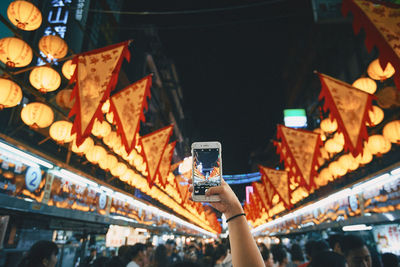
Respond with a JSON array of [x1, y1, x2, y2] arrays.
[[16, 179, 400, 267]]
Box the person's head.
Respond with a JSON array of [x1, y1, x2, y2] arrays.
[[305, 240, 318, 260], [290, 243, 305, 262], [204, 243, 214, 256], [130, 243, 146, 263], [261, 246, 274, 267], [382, 252, 399, 267], [18, 240, 59, 267], [166, 239, 176, 254], [310, 250, 347, 267], [118, 245, 131, 265], [90, 247, 97, 257], [271, 244, 288, 265], [329, 234, 345, 255], [145, 241, 154, 254], [342, 234, 372, 267], [154, 244, 167, 266], [214, 244, 227, 262], [91, 256, 109, 267], [311, 240, 330, 259]]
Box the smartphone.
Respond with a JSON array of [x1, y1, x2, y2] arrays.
[[191, 141, 222, 202]]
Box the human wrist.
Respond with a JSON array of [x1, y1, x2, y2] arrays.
[[224, 204, 244, 219]]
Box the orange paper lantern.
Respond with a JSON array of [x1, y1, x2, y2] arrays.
[[103, 131, 121, 149], [7, 0, 42, 31], [120, 169, 135, 182], [99, 154, 118, 171], [85, 145, 106, 164], [56, 89, 75, 109], [49, 120, 74, 144], [0, 37, 32, 67], [101, 100, 110, 114], [356, 147, 373, 165], [92, 119, 111, 138], [71, 137, 94, 154], [367, 59, 395, 81], [367, 106, 384, 127], [366, 134, 390, 155], [110, 162, 128, 177], [329, 161, 347, 178], [38, 35, 68, 60], [61, 60, 76, 80], [352, 77, 377, 94], [21, 102, 54, 128], [383, 120, 400, 144], [29, 66, 61, 93], [338, 154, 359, 172], [0, 78, 22, 109], [320, 117, 338, 133], [324, 139, 343, 154]]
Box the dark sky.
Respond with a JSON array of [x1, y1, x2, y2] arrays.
[[126, 0, 316, 174]]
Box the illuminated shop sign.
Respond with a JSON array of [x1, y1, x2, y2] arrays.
[[37, 0, 71, 65]]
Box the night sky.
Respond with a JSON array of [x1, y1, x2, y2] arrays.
[[125, 0, 319, 174]]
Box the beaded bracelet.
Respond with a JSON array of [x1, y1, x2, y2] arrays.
[[226, 213, 246, 223]]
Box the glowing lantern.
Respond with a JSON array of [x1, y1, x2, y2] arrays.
[[38, 35, 68, 60], [0, 78, 22, 109], [99, 154, 118, 171], [366, 134, 389, 155], [29, 66, 61, 93], [313, 128, 326, 142], [103, 131, 121, 149], [0, 37, 32, 67], [367, 59, 395, 81], [92, 119, 111, 138], [49, 121, 74, 144], [71, 137, 94, 154], [320, 117, 338, 133], [324, 139, 343, 154], [110, 162, 128, 177], [21, 102, 54, 128], [356, 147, 373, 165], [56, 89, 75, 109], [120, 169, 135, 182], [367, 106, 384, 127], [106, 112, 115, 125], [319, 168, 333, 183], [329, 161, 347, 178], [102, 100, 110, 113], [61, 60, 76, 80], [332, 132, 345, 146], [85, 145, 106, 164], [352, 77, 377, 94], [7, 1, 42, 31], [338, 154, 359, 172], [383, 120, 400, 144]]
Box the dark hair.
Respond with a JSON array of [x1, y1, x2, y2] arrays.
[[18, 240, 59, 267], [169, 261, 202, 267], [261, 246, 271, 261], [290, 243, 304, 262], [108, 256, 125, 267], [310, 251, 346, 267], [154, 244, 168, 267], [92, 256, 109, 267], [382, 252, 399, 267], [328, 234, 344, 251], [214, 244, 227, 262], [311, 240, 330, 258], [118, 245, 131, 265], [341, 234, 366, 257], [305, 240, 317, 258], [204, 243, 214, 257], [271, 244, 287, 264], [130, 243, 146, 259]]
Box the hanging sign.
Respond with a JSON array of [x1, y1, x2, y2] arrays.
[[259, 165, 292, 209], [25, 167, 42, 192]]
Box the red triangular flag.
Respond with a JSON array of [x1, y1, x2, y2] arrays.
[[69, 41, 130, 145], [261, 174, 275, 205], [157, 141, 177, 188], [252, 181, 270, 211], [109, 74, 152, 153], [276, 125, 322, 190], [140, 125, 173, 188], [259, 165, 291, 209], [342, 0, 400, 90], [318, 72, 374, 156]]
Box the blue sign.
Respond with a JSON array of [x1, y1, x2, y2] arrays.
[[25, 167, 42, 192]]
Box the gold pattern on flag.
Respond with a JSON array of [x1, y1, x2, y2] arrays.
[[158, 141, 176, 187], [260, 166, 291, 208], [141, 126, 173, 186], [78, 46, 124, 135], [261, 175, 275, 205], [111, 75, 151, 153], [320, 75, 369, 150], [253, 182, 270, 210], [280, 126, 319, 188]]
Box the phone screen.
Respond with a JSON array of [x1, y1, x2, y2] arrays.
[[193, 148, 221, 195]]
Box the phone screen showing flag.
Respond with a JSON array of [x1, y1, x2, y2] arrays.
[[193, 148, 221, 195]]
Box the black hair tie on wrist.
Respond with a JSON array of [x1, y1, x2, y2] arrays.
[[226, 213, 246, 223]]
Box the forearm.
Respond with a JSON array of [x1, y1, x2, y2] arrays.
[[227, 214, 264, 267]]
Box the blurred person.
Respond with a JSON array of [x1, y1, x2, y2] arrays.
[[169, 261, 202, 267], [189, 178, 264, 267], [201, 243, 215, 267], [118, 245, 131, 266], [342, 234, 372, 267], [152, 244, 168, 267], [166, 239, 181, 264], [214, 243, 228, 267], [81, 247, 97, 267], [298, 240, 317, 267], [92, 256, 110, 267], [271, 244, 289, 267], [381, 252, 399, 267], [18, 240, 59, 267], [329, 234, 345, 255], [288, 243, 305, 266], [309, 250, 347, 267], [184, 245, 198, 262], [127, 243, 146, 267], [144, 242, 154, 267], [260, 246, 274, 267]]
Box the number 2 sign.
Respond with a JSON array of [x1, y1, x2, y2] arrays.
[[25, 167, 42, 192]]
